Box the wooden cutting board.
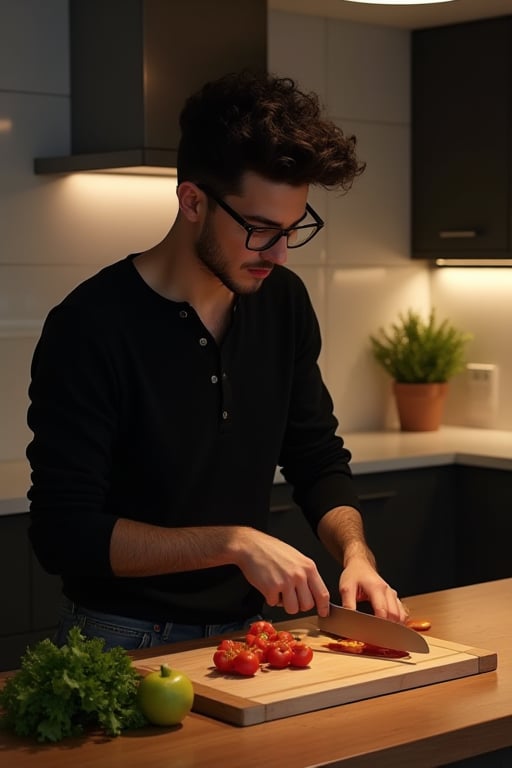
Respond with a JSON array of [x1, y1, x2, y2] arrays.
[[135, 622, 497, 727]]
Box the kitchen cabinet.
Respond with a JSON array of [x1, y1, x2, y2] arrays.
[[355, 466, 457, 597], [266, 466, 457, 622], [455, 465, 512, 586], [412, 16, 512, 260], [0, 514, 61, 672]]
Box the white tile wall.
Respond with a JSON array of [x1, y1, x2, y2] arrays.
[[0, 6, 509, 461], [431, 268, 512, 429], [324, 265, 431, 432]]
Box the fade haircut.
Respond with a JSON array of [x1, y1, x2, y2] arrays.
[[177, 71, 365, 195]]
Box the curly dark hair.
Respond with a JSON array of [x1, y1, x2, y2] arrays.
[[177, 71, 365, 194]]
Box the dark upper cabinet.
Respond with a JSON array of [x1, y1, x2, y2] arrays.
[[412, 16, 512, 260]]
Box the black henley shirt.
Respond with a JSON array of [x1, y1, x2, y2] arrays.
[[27, 255, 360, 623]]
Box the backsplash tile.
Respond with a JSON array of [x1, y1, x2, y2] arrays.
[[322, 265, 431, 432]]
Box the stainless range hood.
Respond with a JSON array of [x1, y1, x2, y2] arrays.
[[34, 0, 267, 176]]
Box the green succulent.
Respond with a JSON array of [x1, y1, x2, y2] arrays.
[[369, 309, 472, 383]]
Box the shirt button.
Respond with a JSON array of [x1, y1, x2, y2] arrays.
[[222, 410, 229, 420], [199, 337, 208, 346], [179, 310, 188, 319], [211, 375, 218, 384]]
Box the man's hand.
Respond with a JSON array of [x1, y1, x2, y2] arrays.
[[232, 528, 331, 617], [339, 553, 409, 623], [316, 505, 409, 623]]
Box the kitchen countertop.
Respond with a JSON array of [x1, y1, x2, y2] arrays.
[[2, 426, 512, 516], [1, 578, 511, 767]]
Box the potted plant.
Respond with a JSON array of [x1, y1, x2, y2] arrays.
[[369, 309, 472, 431]]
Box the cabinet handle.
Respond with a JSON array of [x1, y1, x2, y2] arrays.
[[438, 230, 478, 239], [358, 491, 396, 502]]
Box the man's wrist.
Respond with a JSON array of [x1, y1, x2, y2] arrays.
[[343, 541, 376, 569]]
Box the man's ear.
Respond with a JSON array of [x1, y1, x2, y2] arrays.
[[177, 182, 207, 223]]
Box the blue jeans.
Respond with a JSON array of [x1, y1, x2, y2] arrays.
[[55, 598, 262, 651]]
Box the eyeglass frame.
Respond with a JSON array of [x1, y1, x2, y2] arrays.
[[197, 184, 324, 252]]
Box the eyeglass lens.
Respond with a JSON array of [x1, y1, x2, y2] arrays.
[[247, 225, 319, 251]]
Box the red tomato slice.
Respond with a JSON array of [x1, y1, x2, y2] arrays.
[[406, 619, 432, 632], [324, 641, 409, 659]]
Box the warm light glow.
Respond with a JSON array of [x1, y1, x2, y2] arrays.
[[88, 166, 177, 177], [434, 266, 512, 294], [63, 172, 177, 202], [344, 0, 455, 4], [0, 118, 13, 133], [436, 259, 512, 268]]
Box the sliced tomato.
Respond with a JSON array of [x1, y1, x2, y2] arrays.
[[406, 619, 432, 632], [323, 640, 409, 659], [326, 639, 365, 654]]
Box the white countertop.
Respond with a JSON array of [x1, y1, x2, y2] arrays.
[[2, 426, 512, 516]]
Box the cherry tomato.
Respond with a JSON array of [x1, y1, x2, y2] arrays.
[[406, 619, 432, 632], [213, 649, 236, 673], [245, 633, 271, 661], [250, 646, 265, 664], [217, 639, 244, 652], [274, 630, 296, 644], [267, 642, 293, 668], [290, 642, 313, 667], [232, 650, 260, 677], [248, 621, 276, 638]]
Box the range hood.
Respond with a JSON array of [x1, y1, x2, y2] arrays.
[[34, 0, 267, 176]]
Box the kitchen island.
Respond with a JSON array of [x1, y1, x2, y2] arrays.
[[1, 578, 511, 768]]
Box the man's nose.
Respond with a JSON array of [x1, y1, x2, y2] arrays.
[[265, 235, 288, 265]]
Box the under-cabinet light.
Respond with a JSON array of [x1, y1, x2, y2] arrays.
[[435, 259, 512, 268]]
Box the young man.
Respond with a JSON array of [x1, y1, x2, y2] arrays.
[[27, 72, 408, 651]]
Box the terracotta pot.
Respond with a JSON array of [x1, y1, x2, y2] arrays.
[[393, 381, 448, 432]]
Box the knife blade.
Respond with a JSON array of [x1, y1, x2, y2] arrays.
[[318, 603, 430, 654]]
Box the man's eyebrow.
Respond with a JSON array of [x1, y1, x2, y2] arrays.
[[245, 210, 308, 228]]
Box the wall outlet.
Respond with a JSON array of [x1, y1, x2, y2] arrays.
[[465, 363, 499, 428]]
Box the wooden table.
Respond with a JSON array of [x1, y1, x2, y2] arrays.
[[1, 579, 511, 767]]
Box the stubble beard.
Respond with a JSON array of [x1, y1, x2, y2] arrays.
[[195, 218, 268, 296]]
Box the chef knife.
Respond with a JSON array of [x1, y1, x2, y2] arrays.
[[318, 603, 430, 654]]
